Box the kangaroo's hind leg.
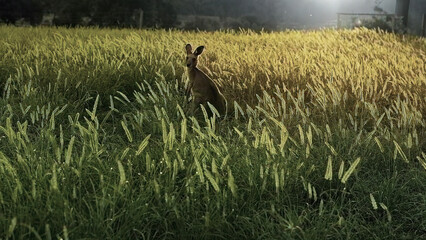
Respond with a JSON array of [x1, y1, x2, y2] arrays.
[[191, 96, 204, 117]]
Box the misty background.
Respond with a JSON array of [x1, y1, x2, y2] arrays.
[[0, 0, 398, 29]]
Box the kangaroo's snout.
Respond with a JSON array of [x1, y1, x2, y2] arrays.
[[186, 55, 196, 69]]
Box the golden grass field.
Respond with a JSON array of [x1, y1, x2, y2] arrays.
[[0, 26, 425, 239]]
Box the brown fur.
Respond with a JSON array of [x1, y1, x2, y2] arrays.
[[185, 44, 226, 117]]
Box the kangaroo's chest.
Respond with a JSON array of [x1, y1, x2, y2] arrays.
[[189, 71, 213, 93]]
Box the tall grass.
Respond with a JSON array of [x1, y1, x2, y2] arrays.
[[0, 26, 425, 239]]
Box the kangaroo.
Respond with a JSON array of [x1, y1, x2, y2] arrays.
[[185, 44, 227, 117]]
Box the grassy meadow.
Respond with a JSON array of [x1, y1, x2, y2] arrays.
[[0, 26, 425, 239]]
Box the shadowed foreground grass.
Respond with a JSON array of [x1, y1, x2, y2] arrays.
[[0, 26, 425, 239]]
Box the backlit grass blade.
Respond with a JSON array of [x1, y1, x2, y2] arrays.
[[121, 120, 133, 143], [136, 134, 151, 156], [65, 136, 75, 165], [7, 217, 17, 239], [227, 167, 237, 197], [393, 140, 408, 163], [117, 160, 126, 186], [417, 153, 426, 170], [325, 156, 333, 181], [205, 169, 220, 192], [374, 137, 384, 153], [379, 203, 392, 222], [341, 157, 361, 184], [370, 193, 378, 210]]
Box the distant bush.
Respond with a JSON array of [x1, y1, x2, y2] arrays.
[[225, 15, 263, 30], [183, 16, 221, 31], [240, 15, 261, 29], [183, 15, 266, 31]]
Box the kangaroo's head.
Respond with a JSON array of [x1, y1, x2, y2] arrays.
[[185, 44, 204, 69]]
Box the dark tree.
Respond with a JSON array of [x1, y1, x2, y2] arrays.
[[0, 0, 290, 29], [52, 0, 93, 26], [0, 0, 43, 24]]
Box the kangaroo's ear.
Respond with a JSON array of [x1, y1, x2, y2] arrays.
[[185, 44, 193, 54], [194, 46, 205, 56]]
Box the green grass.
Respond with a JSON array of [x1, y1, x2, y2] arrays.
[[0, 26, 425, 239]]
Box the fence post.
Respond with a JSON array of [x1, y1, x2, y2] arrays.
[[139, 9, 144, 29], [392, 15, 395, 33], [337, 13, 341, 29]]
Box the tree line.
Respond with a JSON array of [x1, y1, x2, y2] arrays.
[[0, 0, 289, 29], [0, 0, 176, 27]]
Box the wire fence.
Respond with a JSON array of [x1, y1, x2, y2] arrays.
[[337, 13, 404, 33]]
